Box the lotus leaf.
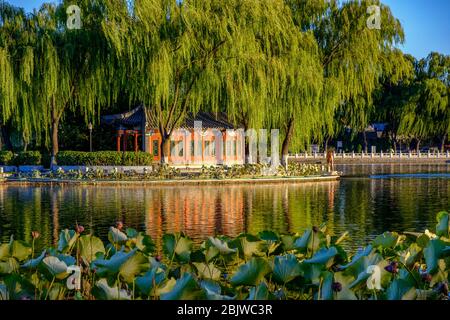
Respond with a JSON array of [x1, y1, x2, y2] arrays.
[[156, 278, 177, 296], [272, 254, 301, 284], [108, 227, 128, 244], [386, 279, 416, 300], [424, 239, 446, 274], [248, 281, 272, 300], [79, 235, 105, 264], [230, 258, 271, 287], [208, 237, 237, 255], [57, 229, 78, 253], [193, 262, 221, 280], [304, 247, 338, 267], [200, 280, 234, 300], [435, 211, 449, 237], [93, 278, 131, 300], [318, 271, 334, 300], [372, 232, 404, 249], [92, 249, 137, 276], [293, 229, 325, 253], [136, 266, 166, 296], [0, 284, 8, 300], [21, 250, 46, 269], [42, 256, 69, 280], [0, 244, 10, 260], [119, 251, 149, 283], [163, 234, 193, 263], [11, 241, 32, 261], [0, 258, 19, 274], [160, 273, 206, 300]]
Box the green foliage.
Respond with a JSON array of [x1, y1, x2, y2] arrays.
[[0, 151, 13, 165], [12, 151, 42, 166], [56, 151, 153, 166], [1, 0, 448, 157], [1, 212, 449, 300]]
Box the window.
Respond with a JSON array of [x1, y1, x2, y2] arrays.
[[204, 140, 216, 157], [232, 140, 237, 156], [191, 140, 195, 157], [237, 139, 241, 156], [211, 140, 216, 156], [198, 140, 202, 157], [178, 141, 184, 157], [152, 140, 159, 156], [170, 141, 176, 156]]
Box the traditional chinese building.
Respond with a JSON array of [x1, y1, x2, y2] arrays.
[[101, 105, 245, 166]]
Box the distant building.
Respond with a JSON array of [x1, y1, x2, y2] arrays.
[[101, 106, 245, 166]]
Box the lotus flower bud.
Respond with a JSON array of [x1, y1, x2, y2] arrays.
[[75, 225, 85, 234], [31, 231, 40, 239], [384, 261, 399, 274], [421, 273, 432, 283], [332, 282, 342, 292]]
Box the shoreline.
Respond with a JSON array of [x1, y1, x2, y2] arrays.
[[1, 174, 340, 186], [293, 158, 450, 165]]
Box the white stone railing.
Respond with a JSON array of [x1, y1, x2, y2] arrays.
[[290, 151, 450, 160]]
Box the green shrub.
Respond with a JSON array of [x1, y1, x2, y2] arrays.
[[57, 151, 154, 166], [12, 151, 42, 165], [356, 144, 363, 153], [0, 151, 14, 165]]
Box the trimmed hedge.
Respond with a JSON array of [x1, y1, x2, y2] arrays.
[[12, 151, 42, 165], [0, 151, 14, 165], [56, 151, 154, 166]]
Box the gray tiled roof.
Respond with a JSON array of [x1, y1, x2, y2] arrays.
[[101, 105, 238, 130]]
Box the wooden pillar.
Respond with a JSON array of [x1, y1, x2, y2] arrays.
[[134, 132, 138, 152], [123, 131, 127, 151], [116, 133, 121, 152], [223, 131, 227, 164]]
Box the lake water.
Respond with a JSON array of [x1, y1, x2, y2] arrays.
[[1, 164, 449, 251]]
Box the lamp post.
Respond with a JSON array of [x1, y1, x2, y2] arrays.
[[88, 123, 93, 152]]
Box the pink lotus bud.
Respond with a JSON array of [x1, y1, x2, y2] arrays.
[[76, 225, 85, 234]]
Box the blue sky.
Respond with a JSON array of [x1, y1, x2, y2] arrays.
[[5, 0, 450, 59]]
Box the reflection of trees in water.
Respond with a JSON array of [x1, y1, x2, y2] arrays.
[[0, 186, 53, 249], [1, 177, 449, 251], [369, 177, 450, 234], [143, 187, 245, 243]]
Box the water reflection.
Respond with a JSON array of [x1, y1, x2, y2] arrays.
[[1, 165, 449, 251]]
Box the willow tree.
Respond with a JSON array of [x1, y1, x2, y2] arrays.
[[99, 0, 308, 163], [398, 52, 450, 152], [264, 29, 323, 165], [373, 53, 415, 152], [286, 0, 409, 155], [0, 3, 30, 150], [30, 1, 117, 163]]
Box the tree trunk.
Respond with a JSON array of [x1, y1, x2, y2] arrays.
[[244, 138, 250, 164], [324, 136, 329, 152], [160, 134, 171, 164], [0, 123, 13, 151], [389, 131, 396, 153], [51, 104, 60, 166], [362, 131, 368, 154], [416, 139, 421, 153], [281, 118, 294, 167], [441, 134, 447, 153]]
